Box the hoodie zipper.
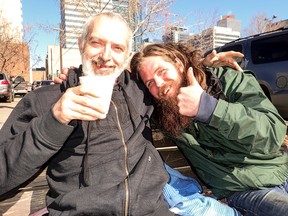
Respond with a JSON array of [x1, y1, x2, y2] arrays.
[[111, 100, 129, 216]]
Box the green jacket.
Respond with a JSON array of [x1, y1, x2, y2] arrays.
[[170, 67, 288, 198]]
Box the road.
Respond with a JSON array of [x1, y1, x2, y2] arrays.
[[0, 96, 21, 129]]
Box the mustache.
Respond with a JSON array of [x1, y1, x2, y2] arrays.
[[91, 58, 116, 68], [158, 81, 173, 98]]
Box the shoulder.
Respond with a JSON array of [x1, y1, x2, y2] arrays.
[[23, 84, 63, 109], [119, 70, 154, 107]]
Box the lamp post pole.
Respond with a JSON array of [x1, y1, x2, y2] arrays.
[[59, 23, 63, 74], [51, 24, 64, 77]]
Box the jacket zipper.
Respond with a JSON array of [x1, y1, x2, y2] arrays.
[[111, 100, 129, 216]]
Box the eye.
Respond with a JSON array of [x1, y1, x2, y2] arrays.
[[146, 80, 154, 89], [90, 40, 102, 47], [113, 45, 125, 53], [157, 68, 166, 76]]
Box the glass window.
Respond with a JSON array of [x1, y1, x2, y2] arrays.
[[221, 44, 243, 53], [251, 34, 288, 64], [220, 44, 243, 66], [14, 76, 25, 82]]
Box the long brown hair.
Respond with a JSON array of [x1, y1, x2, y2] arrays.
[[130, 42, 207, 89]]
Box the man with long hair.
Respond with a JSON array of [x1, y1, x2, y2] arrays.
[[130, 42, 288, 216]]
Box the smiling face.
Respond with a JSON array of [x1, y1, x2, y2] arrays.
[[79, 14, 131, 76], [138, 54, 191, 136], [139, 56, 184, 99]]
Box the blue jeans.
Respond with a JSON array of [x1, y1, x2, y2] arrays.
[[227, 179, 288, 216]]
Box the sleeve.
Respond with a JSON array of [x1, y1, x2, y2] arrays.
[[208, 67, 287, 155], [194, 91, 218, 124], [0, 92, 75, 196]]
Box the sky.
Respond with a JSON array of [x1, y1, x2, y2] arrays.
[[22, 0, 288, 68]]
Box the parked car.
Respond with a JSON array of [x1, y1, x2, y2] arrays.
[[31, 80, 41, 91], [35, 80, 55, 89], [205, 27, 288, 119], [12, 76, 28, 96], [27, 82, 32, 92], [0, 72, 14, 103]]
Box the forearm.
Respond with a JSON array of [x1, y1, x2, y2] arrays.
[[0, 96, 74, 195]]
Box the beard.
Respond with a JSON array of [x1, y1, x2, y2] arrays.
[[81, 54, 126, 77], [154, 73, 192, 137]]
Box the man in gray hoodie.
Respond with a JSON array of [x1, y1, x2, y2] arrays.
[[0, 12, 175, 216]]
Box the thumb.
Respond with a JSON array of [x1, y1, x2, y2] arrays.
[[187, 67, 197, 85]]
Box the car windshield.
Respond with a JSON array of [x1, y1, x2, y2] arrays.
[[14, 76, 25, 82], [41, 81, 54, 85]]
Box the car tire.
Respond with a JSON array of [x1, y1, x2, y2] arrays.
[[6, 92, 14, 103], [6, 96, 12, 103]]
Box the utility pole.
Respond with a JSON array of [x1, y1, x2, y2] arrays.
[[51, 24, 64, 77], [59, 23, 63, 73]]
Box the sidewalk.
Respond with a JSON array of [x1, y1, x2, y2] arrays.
[[0, 169, 48, 216]]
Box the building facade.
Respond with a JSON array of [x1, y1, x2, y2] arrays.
[[60, 0, 134, 50], [189, 14, 241, 52], [163, 26, 192, 43], [60, 0, 115, 49], [0, 0, 30, 82]]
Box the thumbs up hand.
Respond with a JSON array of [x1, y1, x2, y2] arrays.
[[177, 67, 204, 117]]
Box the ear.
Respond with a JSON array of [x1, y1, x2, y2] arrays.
[[175, 58, 184, 73], [78, 37, 83, 54]]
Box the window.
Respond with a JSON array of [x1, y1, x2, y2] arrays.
[[221, 44, 243, 53], [220, 44, 243, 66], [251, 34, 288, 64]]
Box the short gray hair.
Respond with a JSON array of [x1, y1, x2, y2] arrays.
[[80, 12, 133, 54]]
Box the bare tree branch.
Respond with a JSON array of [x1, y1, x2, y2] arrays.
[[243, 12, 281, 36]]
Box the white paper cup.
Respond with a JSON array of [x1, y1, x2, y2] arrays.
[[79, 75, 116, 117]]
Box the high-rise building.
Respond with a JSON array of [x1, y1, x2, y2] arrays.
[[190, 14, 241, 52], [0, 0, 23, 43], [60, 0, 133, 49], [163, 26, 192, 43], [217, 15, 241, 32], [60, 0, 112, 49]]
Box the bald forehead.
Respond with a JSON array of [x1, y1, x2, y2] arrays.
[[87, 15, 131, 48]]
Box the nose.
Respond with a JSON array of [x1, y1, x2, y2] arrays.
[[154, 75, 164, 88], [100, 45, 111, 62]]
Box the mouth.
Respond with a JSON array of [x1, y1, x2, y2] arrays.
[[92, 60, 116, 74], [159, 85, 172, 98]]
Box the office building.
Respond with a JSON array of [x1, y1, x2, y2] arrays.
[[217, 14, 241, 32], [60, 0, 133, 49], [163, 26, 192, 43], [190, 14, 241, 52]]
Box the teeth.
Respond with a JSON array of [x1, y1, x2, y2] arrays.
[[164, 87, 170, 94], [159, 86, 170, 97]]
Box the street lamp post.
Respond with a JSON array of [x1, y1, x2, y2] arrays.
[[51, 24, 64, 76], [59, 23, 63, 74]]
